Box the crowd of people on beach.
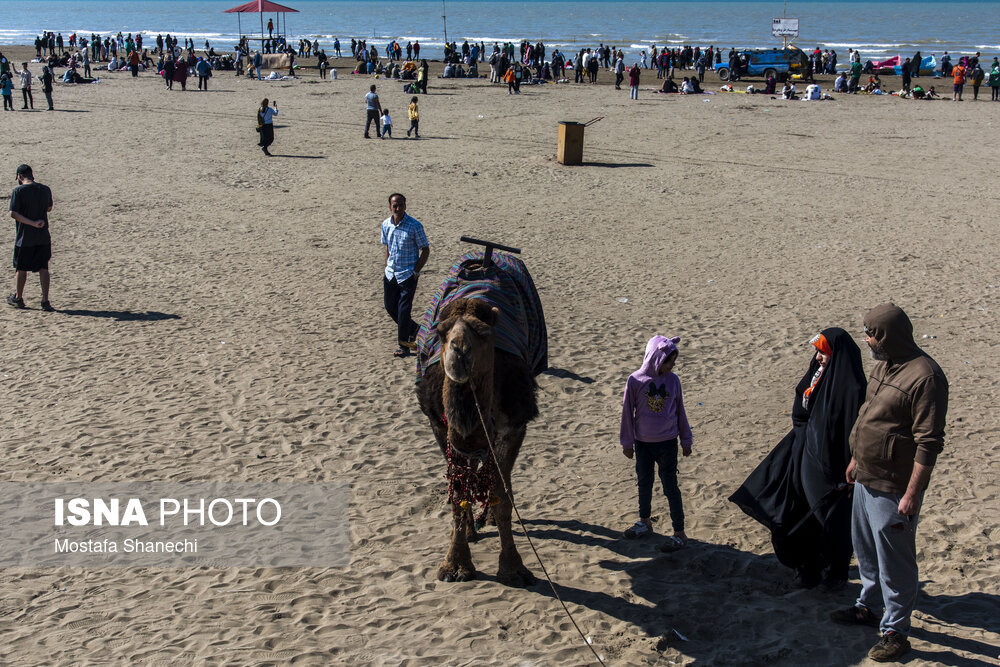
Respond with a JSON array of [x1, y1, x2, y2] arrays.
[[6, 27, 1000, 154], [9, 26, 1000, 106]]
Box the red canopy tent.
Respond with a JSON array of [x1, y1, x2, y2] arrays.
[[224, 0, 299, 45]]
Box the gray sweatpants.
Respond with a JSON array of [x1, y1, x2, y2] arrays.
[[853, 482, 920, 635]]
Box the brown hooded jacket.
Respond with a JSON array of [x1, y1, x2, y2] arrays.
[[849, 303, 948, 494]]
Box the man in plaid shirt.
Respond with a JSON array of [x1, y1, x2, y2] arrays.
[[381, 193, 429, 357]]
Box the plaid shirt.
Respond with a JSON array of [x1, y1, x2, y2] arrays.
[[381, 213, 428, 282]]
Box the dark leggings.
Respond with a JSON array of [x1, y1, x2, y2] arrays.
[[993, 86, 999, 101], [198, 75, 209, 90], [634, 438, 684, 532], [2, 94, 12, 110], [22, 88, 33, 108], [44, 90, 53, 110]]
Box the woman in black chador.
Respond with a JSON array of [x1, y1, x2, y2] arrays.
[[729, 327, 866, 590]]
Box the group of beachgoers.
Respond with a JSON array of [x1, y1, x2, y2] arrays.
[[9, 31, 228, 89], [617, 303, 948, 664], [10, 28, 1000, 109]]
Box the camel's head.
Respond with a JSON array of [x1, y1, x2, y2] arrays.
[[437, 298, 498, 384]]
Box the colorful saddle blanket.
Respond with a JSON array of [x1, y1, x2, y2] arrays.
[[416, 251, 547, 380]]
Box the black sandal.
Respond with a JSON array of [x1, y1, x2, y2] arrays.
[[393, 347, 410, 358]]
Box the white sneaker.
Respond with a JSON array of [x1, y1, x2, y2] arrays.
[[623, 521, 651, 539]]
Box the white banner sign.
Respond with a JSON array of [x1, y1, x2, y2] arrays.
[[772, 18, 800, 38]]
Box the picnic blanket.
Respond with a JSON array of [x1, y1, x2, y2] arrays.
[[415, 251, 547, 380]]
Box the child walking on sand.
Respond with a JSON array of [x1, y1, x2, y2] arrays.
[[620, 335, 693, 551], [1, 73, 13, 111], [381, 108, 392, 139], [406, 96, 420, 138]]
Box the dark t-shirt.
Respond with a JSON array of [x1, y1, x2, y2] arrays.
[[9, 181, 52, 247]]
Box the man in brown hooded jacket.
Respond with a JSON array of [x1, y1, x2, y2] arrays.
[[831, 303, 948, 662]]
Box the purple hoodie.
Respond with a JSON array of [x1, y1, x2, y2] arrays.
[[620, 335, 693, 449]]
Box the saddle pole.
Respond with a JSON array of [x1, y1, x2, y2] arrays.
[[459, 236, 521, 268]]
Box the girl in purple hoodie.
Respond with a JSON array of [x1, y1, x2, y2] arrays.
[[620, 335, 693, 549]]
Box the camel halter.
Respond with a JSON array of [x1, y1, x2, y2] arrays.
[[466, 380, 607, 667]]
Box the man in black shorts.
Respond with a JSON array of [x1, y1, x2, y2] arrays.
[[7, 164, 54, 311]]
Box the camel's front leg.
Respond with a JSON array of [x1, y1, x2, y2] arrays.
[[438, 507, 476, 582], [494, 428, 535, 587]]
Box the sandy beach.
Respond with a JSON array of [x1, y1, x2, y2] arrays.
[[2, 46, 999, 665]]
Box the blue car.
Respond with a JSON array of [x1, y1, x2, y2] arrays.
[[715, 46, 808, 81]]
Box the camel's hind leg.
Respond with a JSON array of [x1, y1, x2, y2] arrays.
[[493, 424, 536, 587]]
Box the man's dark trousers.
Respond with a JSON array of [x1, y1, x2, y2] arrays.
[[365, 109, 381, 137], [384, 275, 418, 344]]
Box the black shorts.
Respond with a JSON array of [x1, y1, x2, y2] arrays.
[[13, 244, 51, 272]]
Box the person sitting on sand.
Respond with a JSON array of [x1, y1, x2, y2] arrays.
[[689, 77, 703, 93], [834, 72, 848, 93], [660, 76, 678, 93], [680, 76, 693, 94], [764, 73, 777, 94], [60, 67, 92, 84], [925, 85, 940, 99], [781, 82, 797, 99]]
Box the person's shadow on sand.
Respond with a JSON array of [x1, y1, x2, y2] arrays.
[[58, 309, 180, 322], [500, 518, 998, 665], [541, 367, 595, 384], [908, 590, 1000, 666]]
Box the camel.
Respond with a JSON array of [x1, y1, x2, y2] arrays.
[[415, 251, 545, 586]]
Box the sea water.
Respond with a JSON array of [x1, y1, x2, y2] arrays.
[[0, 0, 996, 61]]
